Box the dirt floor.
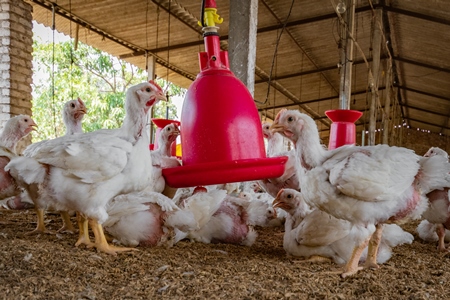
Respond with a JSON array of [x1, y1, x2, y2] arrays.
[[1, 208, 449, 300]]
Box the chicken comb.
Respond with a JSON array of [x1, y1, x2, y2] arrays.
[[274, 109, 287, 122], [148, 80, 164, 94], [77, 97, 85, 106]]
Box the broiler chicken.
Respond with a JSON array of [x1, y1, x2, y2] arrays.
[[0, 115, 37, 203], [419, 147, 450, 252], [104, 189, 226, 247], [271, 109, 450, 277], [149, 123, 181, 193], [187, 192, 278, 246], [6, 80, 166, 255], [258, 121, 300, 197], [17, 98, 87, 234], [274, 189, 413, 265]]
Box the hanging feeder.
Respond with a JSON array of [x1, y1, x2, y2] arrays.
[[149, 118, 180, 156], [162, 0, 287, 188], [325, 109, 362, 150]]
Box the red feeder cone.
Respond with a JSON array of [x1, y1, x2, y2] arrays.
[[162, 1, 287, 188], [325, 109, 362, 150]]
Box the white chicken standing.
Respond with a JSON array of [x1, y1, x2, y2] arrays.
[[271, 109, 450, 277], [418, 147, 450, 252], [6, 81, 166, 255], [104, 189, 226, 247], [274, 188, 413, 265], [14, 99, 87, 234], [149, 123, 181, 193], [0, 115, 37, 202], [258, 121, 300, 197]]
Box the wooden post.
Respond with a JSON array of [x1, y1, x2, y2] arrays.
[[382, 59, 392, 145], [338, 0, 356, 109], [147, 53, 156, 144], [368, 9, 383, 146]]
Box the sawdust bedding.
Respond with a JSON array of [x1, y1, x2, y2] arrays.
[[0, 208, 449, 300]]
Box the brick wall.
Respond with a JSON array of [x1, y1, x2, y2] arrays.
[[0, 0, 33, 151]]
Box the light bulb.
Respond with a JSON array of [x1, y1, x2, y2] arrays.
[[336, 2, 346, 14]]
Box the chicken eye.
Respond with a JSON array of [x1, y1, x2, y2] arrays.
[[287, 116, 294, 122], [71, 103, 75, 108], [146, 88, 151, 92], [287, 194, 292, 199], [24, 118, 28, 122]]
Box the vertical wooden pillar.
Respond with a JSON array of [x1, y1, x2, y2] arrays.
[[368, 8, 383, 146], [382, 59, 392, 145], [147, 53, 156, 143], [228, 0, 258, 97], [338, 0, 356, 109]]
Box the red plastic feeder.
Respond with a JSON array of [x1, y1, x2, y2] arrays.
[[162, 0, 287, 188], [325, 109, 362, 150], [149, 118, 181, 156]]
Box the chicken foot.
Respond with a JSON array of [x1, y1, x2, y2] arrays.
[[75, 213, 95, 248], [364, 223, 383, 269], [89, 219, 138, 255], [340, 234, 372, 278], [57, 211, 76, 233], [25, 208, 52, 235]]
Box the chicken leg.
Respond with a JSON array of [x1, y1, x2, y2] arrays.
[[25, 208, 51, 235], [364, 223, 384, 269], [58, 211, 76, 233], [89, 219, 138, 255], [75, 213, 95, 248], [341, 234, 371, 278]]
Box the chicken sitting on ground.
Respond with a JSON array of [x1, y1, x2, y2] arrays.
[[0, 115, 37, 203], [186, 191, 278, 246], [418, 147, 450, 252], [15, 98, 87, 235], [6, 81, 166, 255], [149, 123, 181, 193], [104, 189, 226, 247], [274, 189, 414, 265], [416, 219, 450, 247], [271, 109, 450, 277], [258, 121, 300, 197]]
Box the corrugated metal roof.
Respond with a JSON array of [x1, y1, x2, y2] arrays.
[[27, 0, 450, 142]]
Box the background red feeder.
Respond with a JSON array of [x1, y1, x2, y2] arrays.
[[162, 0, 287, 188], [325, 109, 362, 150]]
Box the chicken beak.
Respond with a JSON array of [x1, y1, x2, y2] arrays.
[[272, 189, 284, 209], [78, 98, 88, 114], [270, 122, 285, 134], [156, 92, 167, 102], [173, 125, 181, 136]]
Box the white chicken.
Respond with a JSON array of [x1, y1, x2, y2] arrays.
[[274, 188, 413, 265], [6, 80, 166, 255], [416, 219, 450, 245], [271, 109, 450, 277], [418, 147, 450, 252], [0, 115, 37, 202], [187, 193, 277, 246], [149, 123, 181, 193], [104, 189, 226, 247], [15, 98, 87, 234], [258, 121, 300, 197]]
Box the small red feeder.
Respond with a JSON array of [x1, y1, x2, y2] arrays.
[[162, 0, 287, 188], [325, 109, 362, 150], [150, 118, 181, 156]]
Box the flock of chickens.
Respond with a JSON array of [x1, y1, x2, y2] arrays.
[[1, 80, 450, 278]]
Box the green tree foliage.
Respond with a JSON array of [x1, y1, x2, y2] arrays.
[[32, 39, 184, 142]]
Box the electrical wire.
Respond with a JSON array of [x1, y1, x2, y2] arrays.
[[261, 0, 295, 105]]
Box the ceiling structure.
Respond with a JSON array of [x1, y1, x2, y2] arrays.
[[27, 0, 450, 142]]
